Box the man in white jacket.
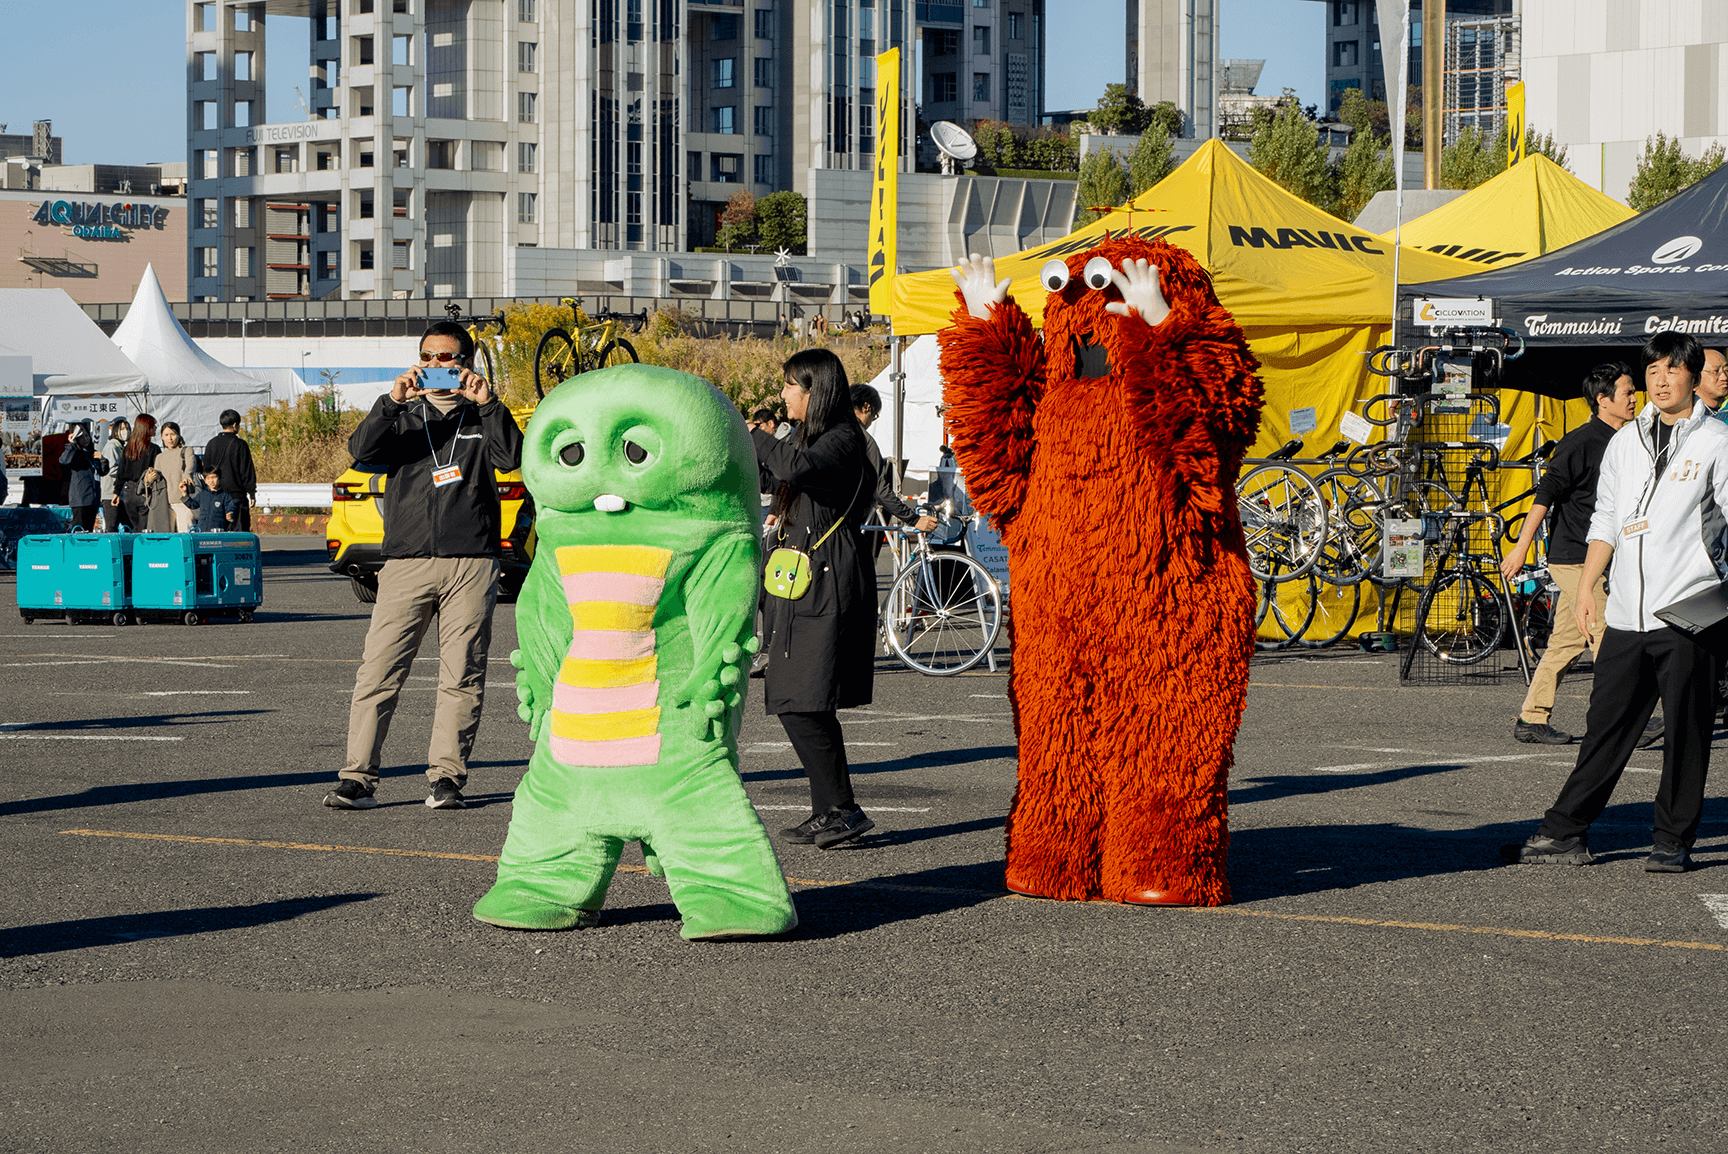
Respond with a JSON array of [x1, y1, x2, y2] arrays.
[[1508, 331, 1728, 873]]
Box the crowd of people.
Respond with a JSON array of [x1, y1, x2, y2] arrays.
[[55, 410, 257, 535]]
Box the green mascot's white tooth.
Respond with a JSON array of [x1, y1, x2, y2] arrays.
[[594, 494, 628, 512]]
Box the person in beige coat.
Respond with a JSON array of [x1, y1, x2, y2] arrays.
[[157, 422, 200, 532]]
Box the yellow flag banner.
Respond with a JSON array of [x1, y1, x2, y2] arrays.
[[867, 47, 901, 316], [1506, 81, 1526, 167]]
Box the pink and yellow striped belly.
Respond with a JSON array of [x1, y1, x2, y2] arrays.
[[549, 545, 671, 768]]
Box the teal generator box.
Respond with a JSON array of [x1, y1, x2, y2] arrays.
[[60, 533, 137, 624], [131, 532, 263, 624], [15, 535, 68, 622]]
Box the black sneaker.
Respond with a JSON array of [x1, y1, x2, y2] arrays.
[[813, 807, 875, 850], [323, 780, 378, 810], [1515, 720, 1576, 745], [1502, 833, 1592, 865], [1637, 717, 1665, 749], [1645, 843, 1690, 873], [426, 778, 466, 809], [779, 813, 826, 844]]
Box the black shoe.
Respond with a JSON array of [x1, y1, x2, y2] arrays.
[[779, 813, 826, 844], [426, 778, 466, 809], [1502, 833, 1592, 865], [813, 807, 875, 850], [1515, 720, 1576, 745], [1637, 717, 1665, 749], [323, 779, 377, 809], [1645, 843, 1690, 873]]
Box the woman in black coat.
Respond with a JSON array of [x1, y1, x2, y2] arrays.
[[752, 349, 877, 850], [57, 421, 103, 531], [114, 412, 162, 532]]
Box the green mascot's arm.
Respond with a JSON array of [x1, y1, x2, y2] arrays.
[[671, 530, 762, 741], [511, 550, 569, 742]]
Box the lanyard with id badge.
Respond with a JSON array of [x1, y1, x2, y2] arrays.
[[426, 406, 466, 488]]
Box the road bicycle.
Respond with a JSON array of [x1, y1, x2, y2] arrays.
[[864, 521, 1004, 676], [443, 302, 507, 387], [1237, 440, 1328, 583], [533, 296, 644, 398], [1405, 508, 1516, 668]]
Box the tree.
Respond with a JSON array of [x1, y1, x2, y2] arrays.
[[1145, 100, 1182, 141], [1074, 148, 1130, 224], [1332, 123, 1396, 222], [1088, 83, 1147, 135], [1439, 126, 1499, 190], [1628, 132, 1727, 211], [1127, 128, 1176, 196], [1247, 102, 1332, 208], [755, 190, 808, 253], [715, 189, 758, 249]]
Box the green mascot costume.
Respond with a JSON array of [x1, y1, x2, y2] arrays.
[[472, 364, 798, 940]]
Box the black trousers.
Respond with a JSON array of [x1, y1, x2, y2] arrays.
[[778, 710, 857, 814], [1540, 625, 1717, 848]]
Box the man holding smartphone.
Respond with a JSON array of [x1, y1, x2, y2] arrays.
[[324, 320, 524, 811]]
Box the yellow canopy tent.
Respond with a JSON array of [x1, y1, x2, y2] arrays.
[[1387, 155, 1638, 504], [887, 140, 1479, 457]]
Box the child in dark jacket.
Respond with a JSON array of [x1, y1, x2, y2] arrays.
[[181, 468, 240, 531]]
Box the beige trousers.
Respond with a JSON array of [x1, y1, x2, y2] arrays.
[[1518, 562, 1607, 724], [341, 556, 501, 788]]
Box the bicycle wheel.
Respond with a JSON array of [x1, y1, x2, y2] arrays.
[[1237, 463, 1326, 582], [534, 328, 580, 399], [883, 553, 1003, 675], [1312, 469, 1384, 586], [1258, 571, 1318, 649], [1414, 569, 1505, 665], [1299, 552, 1364, 648], [472, 339, 497, 394], [586, 338, 640, 372]]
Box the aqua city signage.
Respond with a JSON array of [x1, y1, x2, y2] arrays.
[[29, 199, 170, 240]]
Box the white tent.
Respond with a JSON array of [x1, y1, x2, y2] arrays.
[[0, 288, 148, 395], [109, 265, 270, 450], [864, 334, 946, 482]]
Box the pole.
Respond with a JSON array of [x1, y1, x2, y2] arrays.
[[889, 334, 906, 492], [1423, 0, 1444, 189]]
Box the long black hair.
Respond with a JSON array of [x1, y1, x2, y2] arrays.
[[772, 348, 862, 522]]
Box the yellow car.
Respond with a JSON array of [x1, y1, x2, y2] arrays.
[[326, 464, 535, 602]]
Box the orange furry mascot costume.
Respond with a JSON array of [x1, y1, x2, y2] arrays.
[[939, 236, 1262, 906]]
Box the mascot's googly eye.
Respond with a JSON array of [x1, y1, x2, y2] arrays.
[[558, 442, 585, 467], [623, 440, 650, 465], [1083, 256, 1115, 291], [1040, 259, 1071, 292]]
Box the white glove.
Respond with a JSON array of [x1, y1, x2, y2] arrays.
[[950, 254, 1010, 321], [1104, 258, 1171, 328]]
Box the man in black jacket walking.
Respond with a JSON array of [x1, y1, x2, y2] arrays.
[[324, 321, 525, 811], [1499, 363, 1638, 744], [199, 410, 257, 531]]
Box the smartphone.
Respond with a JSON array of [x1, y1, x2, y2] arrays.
[[420, 365, 462, 391]]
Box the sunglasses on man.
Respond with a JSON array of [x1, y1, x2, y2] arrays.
[[418, 351, 468, 364]]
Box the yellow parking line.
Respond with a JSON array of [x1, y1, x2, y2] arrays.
[[60, 828, 1726, 950]]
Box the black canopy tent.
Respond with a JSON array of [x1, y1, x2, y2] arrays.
[[1401, 164, 1728, 400]]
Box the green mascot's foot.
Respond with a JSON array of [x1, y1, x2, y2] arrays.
[[473, 877, 602, 931], [674, 884, 799, 941]]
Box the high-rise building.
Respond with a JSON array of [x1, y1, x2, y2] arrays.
[[186, 0, 916, 301], [1125, 0, 1215, 139], [916, 0, 1043, 129], [1313, 0, 1513, 119]]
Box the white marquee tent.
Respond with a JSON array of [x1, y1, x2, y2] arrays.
[[0, 288, 148, 396]]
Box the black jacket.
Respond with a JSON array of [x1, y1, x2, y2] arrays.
[[58, 439, 102, 508], [1531, 416, 1618, 565], [349, 393, 524, 559], [753, 422, 875, 714], [113, 442, 159, 491], [200, 430, 257, 499], [861, 432, 919, 524]]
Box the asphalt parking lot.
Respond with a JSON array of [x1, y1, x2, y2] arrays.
[[3, 540, 1726, 1153]]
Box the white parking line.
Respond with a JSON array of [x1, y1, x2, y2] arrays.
[[1311, 752, 1555, 773], [0, 656, 236, 669], [970, 694, 1006, 698], [140, 690, 253, 696], [0, 734, 183, 741], [1701, 896, 1728, 930], [839, 708, 1012, 725], [753, 804, 932, 813], [746, 742, 897, 750]]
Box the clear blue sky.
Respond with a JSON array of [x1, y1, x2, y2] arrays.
[[8, 0, 1323, 166]]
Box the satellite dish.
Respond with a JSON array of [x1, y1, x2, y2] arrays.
[[931, 121, 978, 174]]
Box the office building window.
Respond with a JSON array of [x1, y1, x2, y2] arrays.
[[235, 247, 253, 278], [754, 105, 773, 136], [754, 7, 773, 36], [519, 0, 536, 18], [198, 52, 218, 81], [275, 147, 298, 174], [518, 91, 537, 122], [392, 35, 410, 66], [1333, 39, 1358, 67], [427, 140, 455, 169], [518, 141, 538, 172], [688, 150, 703, 182], [319, 251, 339, 279], [973, 0, 988, 8], [358, 189, 374, 218], [1333, 1, 1357, 25], [199, 101, 219, 131], [234, 101, 252, 127], [198, 198, 218, 229], [228, 147, 252, 177], [518, 192, 538, 222], [233, 198, 251, 227], [199, 247, 219, 278], [393, 241, 411, 269], [1007, 11, 1020, 38], [753, 154, 774, 184], [710, 106, 736, 133], [359, 245, 375, 270], [933, 72, 956, 102], [518, 41, 537, 71], [754, 57, 773, 87], [711, 12, 739, 38], [360, 149, 375, 166], [233, 7, 251, 30], [234, 52, 253, 81], [973, 72, 990, 100], [973, 25, 989, 54], [195, 3, 215, 32], [316, 146, 339, 170], [710, 153, 742, 183], [200, 149, 218, 179], [713, 58, 736, 87], [930, 30, 957, 55]]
